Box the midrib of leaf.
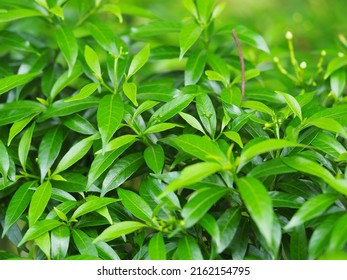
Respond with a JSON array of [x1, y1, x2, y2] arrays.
[[121, 191, 152, 221]]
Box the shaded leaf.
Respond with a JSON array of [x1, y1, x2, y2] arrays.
[[290, 225, 308, 260], [177, 236, 203, 260]]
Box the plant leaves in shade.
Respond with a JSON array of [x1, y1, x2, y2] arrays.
[[182, 187, 228, 228], [28, 181, 52, 226], [93, 221, 147, 243], [328, 213, 347, 251], [199, 214, 220, 247], [0, 140, 10, 181], [290, 225, 308, 260], [0, 72, 40, 96], [178, 235, 203, 260], [248, 157, 296, 178], [118, 188, 153, 223], [144, 144, 165, 174], [148, 232, 166, 260], [237, 177, 274, 246], [284, 193, 338, 230]]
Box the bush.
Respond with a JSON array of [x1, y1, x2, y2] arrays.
[[0, 0, 347, 260]]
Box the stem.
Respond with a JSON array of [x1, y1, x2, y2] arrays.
[[232, 29, 245, 100]]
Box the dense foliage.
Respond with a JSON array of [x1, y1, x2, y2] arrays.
[[1, 0, 347, 260]]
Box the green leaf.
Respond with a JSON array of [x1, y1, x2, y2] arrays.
[[65, 83, 99, 102], [0, 9, 43, 23], [185, 49, 207, 85], [28, 181, 52, 226], [71, 197, 117, 220], [290, 225, 308, 260], [148, 94, 195, 126], [0, 140, 10, 181], [51, 225, 70, 260], [72, 229, 98, 256], [179, 20, 203, 60], [196, 0, 215, 23], [97, 94, 124, 151], [118, 188, 153, 223], [53, 137, 94, 175], [18, 220, 62, 247], [241, 100, 275, 117], [123, 81, 138, 106], [270, 191, 305, 209], [144, 123, 182, 134], [93, 221, 147, 243], [132, 21, 181, 37], [328, 213, 347, 251], [127, 44, 150, 79], [144, 145, 165, 174], [276, 91, 302, 121], [95, 134, 137, 155], [284, 193, 338, 230], [224, 130, 244, 148], [0, 72, 39, 96], [148, 232, 166, 260], [305, 118, 347, 138], [240, 139, 301, 164], [85, 45, 101, 78], [230, 217, 249, 259], [86, 21, 118, 54], [182, 0, 199, 19], [161, 134, 227, 164], [248, 157, 296, 178], [196, 93, 217, 138], [179, 112, 205, 134], [178, 236, 203, 260], [56, 25, 78, 77], [160, 162, 223, 198], [199, 214, 220, 247], [237, 177, 274, 246], [18, 122, 35, 171], [132, 100, 159, 121], [324, 56, 347, 79], [101, 153, 144, 196], [7, 114, 38, 145], [233, 25, 270, 54], [182, 187, 228, 228], [38, 126, 64, 181], [2, 182, 36, 238], [311, 132, 346, 158], [95, 241, 120, 260], [330, 69, 346, 98], [35, 232, 51, 259], [62, 114, 97, 135]]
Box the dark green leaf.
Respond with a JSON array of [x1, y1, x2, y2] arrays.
[[290, 225, 308, 260], [148, 232, 166, 260], [328, 213, 347, 251], [0, 140, 10, 181], [270, 191, 305, 209], [248, 158, 296, 178], [62, 114, 98, 135], [177, 236, 203, 260], [199, 214, 220, 247], [72, 229, 98, 256]]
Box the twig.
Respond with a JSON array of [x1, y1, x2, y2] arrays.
[[232, 29, 245, 100]]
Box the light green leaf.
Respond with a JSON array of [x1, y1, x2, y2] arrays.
[[276, 91, 302, 121], [28, 181, 52, 226], [56, 25, 78, 77], [127, 44, 150, 79], [2, 181, 36, 238], [237, 176, 274, 246], [324, 56, 347, 79], [270, 191, 305, 209], [284, 193, 338, 230], [118, 188, 153, 223], [330, 69, 346, 98], [35, 232, 51, 259], [159, 162, 223, 198], [144, 145, 165, 174], [51, 225, 70, 260], [7, 114, 38, 145], [97, 94, 124, 151], [85, 45, 101, 78], [233, 25, 270, 54], [86, 21, 118, 54], [179, 112, 205, 134], [196, 0, 215, 23], [72, 229, 98, 256], [65, 83, 99, 102], [224, 130, 243, 148], [241, 100, 275, 117], [182, 187, 228, 228], [306, 118, 347, 138], [95, 241, 121, 260], [53, 137, 94, 175], [93, 221, 147, 243], [179, 20, 203, 60], [18, 220, 62, 247], [178, 236, 203, 260], [148, 232, 166, 260], [132, 21, 181, 37], [38, 126, 64, 181], [123, 81, 138, 106], [71, 197, 117, 220], [185, 49, 207, 85], [0, 72, 39, 96], [182, 0, 199, 19], [144, 123, 182, 134], [196, 93, 217, 138], [132, 100, 159, 122], [0, 140, 10, 181], [18, 122, 35, 171], [248, 158, 296, 178], [0, 9, 43, 23], [62, 114, 97, 135], [95, 134, 137, 155]]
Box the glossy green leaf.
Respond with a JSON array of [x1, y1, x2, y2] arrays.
[[148, 232, 166, 260], [127, 44, 150, 79], [199, 214, 220, 247], [35, 232, 50, 259], [185, 49, 207, 85], [85, 45, 101, 78], [7, 114, 37, 145], [196, 93, 217, 138], [72, 229, 98, 256], [95, 241, 120, 260], [196, 0, 215, 23], [182, 187, 228, 228], [324, 56, 347, 79], [305, 117, 347, 138], [0, 140, 10, 181], [123, 81, 138, 106], [28, 181, 52, 226], [270, 191, 305, 209], [160, 162, 223, 198], [330, 69, 346, 98], [230, 217, 249, 259], [95, 134, 137, 155], [55, 25, 78, 76], [0, 72, 39, 96], [132, 100, 159, 121], [71, 197, 117, 219], [101, 153, 144, 196], [233, 25, 270, 54], [62, 114, 97, 135], [65, 83, 99, 102], [178, 236, 203, 260], [0, 101, 44, 126], [311, 132, 346, 158], [237, 177, 274, 246], [248, 157, 296, 178], [51, 225, 70, 260], [93, 221, 147, 243], [182, 0, 199, 18], [0, 9, 43, 23], [148, 94, 195, 126], [38, 126, 64, 181], [18, 122, 35, 171], [2, 182, 36, 238], [97, 94, 124, 150], [179, 112, 205, 134], [285, 193, 338, 230], [276, 91, 302, 121], [241, 100, 275, 117], [290, 225, 308, 260], [144, 123, 181, 134], [18, 220, 62, 247], [144, 145, 165, 174], [53, 137, 94, 175], [118, 188, 153, 223], [179, 20, 203, 60], [328, 213, 347, 251], [86, 21, 118, 54], [224, 130, 244, 148]]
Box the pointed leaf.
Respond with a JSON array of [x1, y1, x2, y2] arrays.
[[28, 181, 52, 226], [217, 207, 241, 253], [328, 213, 347, 251], [18, 122, 35, 171], [123, 81, 138, 106], [237, 177, 274, 246], [72, 229, 98, 256], [290, 225, 308, 260], [51, 225, 70, 260], [199, 214, 220, 247], [148, 232, 166, 260], [276, 91, 302, 121], [179, 21, 203, 60], [144, 144, 165, 174], [7, 114, 37, 145], [35, 232, 51, 259], [65, 83, 99, 102], [71, 197, 118, 220], [0, 140, 10, 181], [144, 123, 182, 134], [179, 112, 205, 134], [85, 45, 101, 78], [233, 25, 270, 54], [185, 49, 207, 85], [178, 236, 203, 260], [62, 114, 97, 135], [127, 44, 150, 79], [0, 9, 43, 23], [224, 131, 244, 148], [0, 72, 39, 96], [196, 93, 217, 137]]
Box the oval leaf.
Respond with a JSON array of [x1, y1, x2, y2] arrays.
[[148, 232, 166, 260], [28, 181, 52, 226], [144, 144, 165, 174]]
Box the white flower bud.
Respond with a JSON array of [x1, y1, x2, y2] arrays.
[[285, 31, 293, 40]]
